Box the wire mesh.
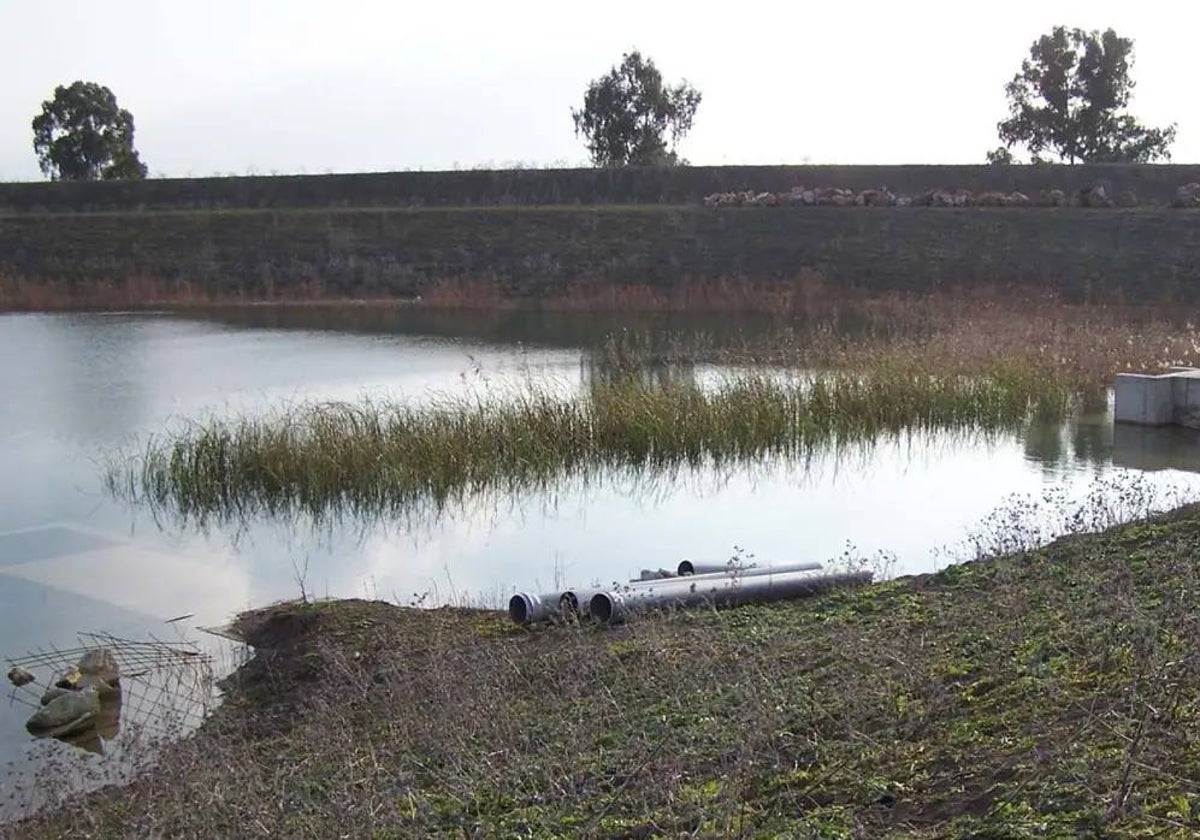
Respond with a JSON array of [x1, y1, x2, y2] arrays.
[[3, 629, 239, 823]]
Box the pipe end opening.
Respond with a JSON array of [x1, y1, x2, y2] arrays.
[[508, 594, 531, 625], [589, 592, 616, 624], [559, 591, 581, 615]]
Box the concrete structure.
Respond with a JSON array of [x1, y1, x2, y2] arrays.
[[1113, 368, 1200, 427]]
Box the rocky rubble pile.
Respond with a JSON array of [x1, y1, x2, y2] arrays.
[[702, 187, 895, 207], [1174, 183, 1200, 208], [702, 183, 1200, 209]]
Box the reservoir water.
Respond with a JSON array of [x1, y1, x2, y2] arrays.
[[2, 306, 1198, 818]]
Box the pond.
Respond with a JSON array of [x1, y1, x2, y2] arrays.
[[1, 305, 1199, 818]]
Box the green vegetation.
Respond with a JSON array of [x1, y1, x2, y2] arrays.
[[31, 81, 147, 181], [5, 203, 1200, 309], [996, 26, 1175, 164], [18, 502, 1200, 837], [572, 51, 701, 167], [106, 360, 1073, 526]]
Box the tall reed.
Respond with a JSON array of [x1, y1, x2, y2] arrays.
[[108, 361, 1074, 527]]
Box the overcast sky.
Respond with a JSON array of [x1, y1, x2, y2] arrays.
[[0, 1, 1196, 180]]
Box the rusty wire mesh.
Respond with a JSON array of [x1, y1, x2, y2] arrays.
[[2, 629, 239, 823]]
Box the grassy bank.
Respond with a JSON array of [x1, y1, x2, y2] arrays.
[[4, 205, 1200, 305], [107, 363, 1073, 527], [4, 162, 1200, 213], [13, 503, 1200, 837]]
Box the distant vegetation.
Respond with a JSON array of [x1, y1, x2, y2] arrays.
[[32, 81, 147, 181], [572, 51, 701, 167], [993, 26, 1176, 164], [5, 200, 1200, 310], [12, 27, 1181, 180]]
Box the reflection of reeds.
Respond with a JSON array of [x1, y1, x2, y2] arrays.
[[421, 274, 961, 316], [106, 362, 1073, 526]]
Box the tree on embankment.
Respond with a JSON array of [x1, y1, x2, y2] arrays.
[[994, 26, 1175, 164], [572, 50, 701, 166], [32, 81, 148, 181]]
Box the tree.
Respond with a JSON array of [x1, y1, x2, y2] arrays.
[[986, 146, 1015, 165], [996, 26, 1175, 164], [32, 81, 148, 181], [572, 51, 701, 167]]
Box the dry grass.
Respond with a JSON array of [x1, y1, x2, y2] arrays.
[[0, 274, 350, 311], [6, 274, 1199, 402], [591, 291, 1200, 395], [420, 274, 1046, 318]]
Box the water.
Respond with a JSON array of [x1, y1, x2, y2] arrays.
[[1, 306, 1199, 818]]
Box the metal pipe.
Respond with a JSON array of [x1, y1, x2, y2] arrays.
[[509, 561, 825, 625], [674, 559, 822, 578], [510, 588, 614, 624], [588, 569, 873, 625], [508, 592, 558, 625], [563, 562, 823, 620]]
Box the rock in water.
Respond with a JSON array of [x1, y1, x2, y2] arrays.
[[7, 665, 34, 687], [40, 686, 73, 706], [26, 685, 101, 738], [77, 648, 120, 693], [54, 665, 82, 689]]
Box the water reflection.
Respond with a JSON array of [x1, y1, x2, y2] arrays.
[[1022, 408, 1115, 476], [53, 693, 122, 757], [583, 354, 699, 390], [7, 314, 156, 445], [1021, 405, 1200, 477], [1112, 423, 1200, 473], [181, 303, 916, 354]]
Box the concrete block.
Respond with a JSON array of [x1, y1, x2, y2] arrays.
[[1176, 376, 1200, 427], [1114, 374, 1147, 423], [1149, 377, 1177, 424], [1114, 373, 1175, 425]]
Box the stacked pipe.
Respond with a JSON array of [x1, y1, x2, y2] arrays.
[[508, 559, 869, 626]]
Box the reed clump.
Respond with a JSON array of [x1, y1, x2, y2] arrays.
[[109, 361, 1074, 526]]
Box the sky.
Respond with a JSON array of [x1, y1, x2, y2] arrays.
[[0, 0, 1197, 180]]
